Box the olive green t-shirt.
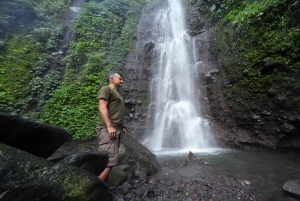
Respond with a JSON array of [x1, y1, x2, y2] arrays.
[[96, 86, 125, 129]]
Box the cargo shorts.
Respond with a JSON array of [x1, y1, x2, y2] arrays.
[[96, 128, 121, 167]]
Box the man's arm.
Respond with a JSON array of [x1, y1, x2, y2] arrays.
[[99, 99, 116, 139]]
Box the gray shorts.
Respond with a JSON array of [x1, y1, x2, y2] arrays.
[[96, 128, 121, 167]]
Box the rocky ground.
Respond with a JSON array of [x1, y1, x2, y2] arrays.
[[110, 170, 256, 201], [50, 139, 259, 201]]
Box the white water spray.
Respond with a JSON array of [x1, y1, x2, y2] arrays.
[[148, 0, 214, 152]]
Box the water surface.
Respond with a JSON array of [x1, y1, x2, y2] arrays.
[[154, 148, 300, 201]]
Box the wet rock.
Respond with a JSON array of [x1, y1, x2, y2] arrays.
[[124, 192, 135, 199], [124, 99, 137, 105], [0, 143, 112, 201], [0, 111, 70, 159], [274, 96, 287, 105], [119, 182, 131, 194], [181, 159, 188, 167], [120, 135, 160, 176], [115, 197, 125, 201], [261, 111, 272, 116], [50, 151, 108, 176], [283, 179, 300, 199], [135, 188, 146, 197], [51, 50, 64, 56], [205, 69, 219, 82], [188, 150, 195, 160], [107, 166, 127, 187], [252, 114, 261, 120], [267, 88, 277, 98], [280, 123, 298, 135], [186, 30, 205, 36]]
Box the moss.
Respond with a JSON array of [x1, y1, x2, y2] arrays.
[[213, 0, 300, 117]]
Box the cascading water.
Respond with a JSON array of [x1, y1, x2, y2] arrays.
[[148, 0, 214, 153]]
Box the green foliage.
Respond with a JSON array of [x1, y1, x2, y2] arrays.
[[41, 72, 107, 139], [46, 25, 66, 51], [214, 0, 300, 113], [0, 33, 42, 111]]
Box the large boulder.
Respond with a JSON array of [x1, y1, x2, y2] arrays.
[[0, 143, 112, 201], [51, 151, 109, 176], [0, 111, 70, 158], [120, 135, 160, 177]]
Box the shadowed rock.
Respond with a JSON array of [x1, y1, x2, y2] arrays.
[[186, 30, 205, 36], [0, 143, 112, 201], [50, 151, 109, 176], [0, 111, 70, 158]]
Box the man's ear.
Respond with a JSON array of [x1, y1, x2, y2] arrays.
[[110, 76, 114, 83]]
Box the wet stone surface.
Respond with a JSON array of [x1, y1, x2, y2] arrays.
[[110, 171, 256, 201]]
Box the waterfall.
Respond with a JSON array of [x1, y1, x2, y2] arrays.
[[148, 0, 214, 152]]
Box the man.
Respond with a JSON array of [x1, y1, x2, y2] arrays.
[[96, 72, 127, 182]]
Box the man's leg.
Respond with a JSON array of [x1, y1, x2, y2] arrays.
[[98, 167, 112, 182]]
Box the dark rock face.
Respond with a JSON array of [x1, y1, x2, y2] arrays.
[[188, 5, 300, 152], [50, 151, 109, 176], [0, 143, 112, 201], [0, 111, 71, 158], [120, 21, 154, 140]]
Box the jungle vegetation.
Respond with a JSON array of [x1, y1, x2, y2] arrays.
[[198, 0, 300, 116]]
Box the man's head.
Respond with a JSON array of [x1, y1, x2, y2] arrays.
[[106, 72, 123, 89]]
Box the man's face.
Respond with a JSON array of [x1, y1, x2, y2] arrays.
[[111, 73, 123, 88]]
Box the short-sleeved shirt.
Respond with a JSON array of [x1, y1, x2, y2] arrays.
[[96, 86, 125, 129]]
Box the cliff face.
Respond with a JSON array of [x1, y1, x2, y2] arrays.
[[120, 1, 218, 143], [122, 0, 300, 153], [202, 0, 300, 152]]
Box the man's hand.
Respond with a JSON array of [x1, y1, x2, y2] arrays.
[[108, 126, 117, 140], [122, 127, 127, 137]]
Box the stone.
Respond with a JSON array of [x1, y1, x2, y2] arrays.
[[275, 96, 287, 105], [124, 192, 135, 199], [0, 143, 112, 201], [120, 135, 160, 176], [50, 151, 109, 176], [261, 111, 272, 116], [283, 179, 300, 199], [0, 111, 71, 159], [267, 88, 277, 98], [135, 188, 146, 197], [252, 114, 260, 120], [120, 182, 131, 194], [107, 166, 127, 187], [51, 50, 64, 56], [186, 30, 205, 36], [205, 69, 219, 82], [280, 123, 298, 135]]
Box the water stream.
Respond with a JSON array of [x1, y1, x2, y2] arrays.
[[148, 0, 213, 152]]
